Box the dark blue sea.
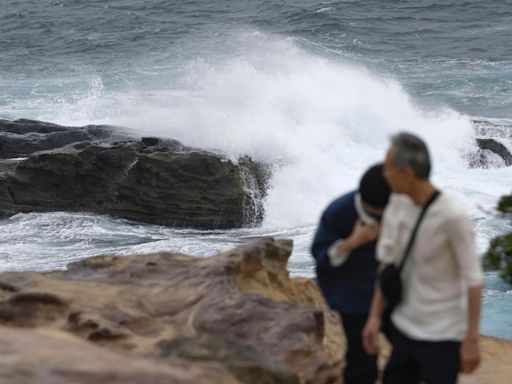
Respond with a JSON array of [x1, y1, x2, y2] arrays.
[[1, 0, 511, 339]]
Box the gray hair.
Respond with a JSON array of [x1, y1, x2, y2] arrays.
[[390, 133, 431, 179]]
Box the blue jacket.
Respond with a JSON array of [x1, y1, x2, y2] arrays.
[[311, 191, 378, 314]]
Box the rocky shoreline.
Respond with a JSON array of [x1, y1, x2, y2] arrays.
[[0, 119, 270, 229], [2, 118, 512, 229], [0, 238, 510, 384]]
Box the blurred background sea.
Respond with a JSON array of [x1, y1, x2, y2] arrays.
[[1, 0, 511, 338]]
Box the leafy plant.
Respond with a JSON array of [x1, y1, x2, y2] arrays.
[[497, 193, 512, 214], [484, 192, 512, 284], [483, 233, 512, 284]]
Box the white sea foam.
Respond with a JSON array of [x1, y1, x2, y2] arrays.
[[4, 32, 505, 245]]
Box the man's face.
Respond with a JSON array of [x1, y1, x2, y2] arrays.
[[362, 203, 385, 222], [384, 146, 410, 194], [355, 192, 385, 225]]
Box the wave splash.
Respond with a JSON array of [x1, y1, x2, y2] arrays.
[[25, 32, 508, 228]]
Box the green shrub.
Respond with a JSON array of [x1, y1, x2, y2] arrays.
[[483, 233, 512, 284], [497, 193, 512, 214]]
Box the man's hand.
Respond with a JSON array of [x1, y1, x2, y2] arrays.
[[362, 315, 381, 355], [460, 335, 480, 373], [348, 219, 380, 248], [334, 219, 380, 257]]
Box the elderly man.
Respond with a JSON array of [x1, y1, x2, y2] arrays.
[[363, 133, 484, 384], [312, 163, 391, 384]]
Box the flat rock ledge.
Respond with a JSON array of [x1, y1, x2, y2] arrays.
[[0, 238, 510, 383]]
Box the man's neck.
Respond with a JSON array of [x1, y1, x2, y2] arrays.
[[408, 181, 436, 207]]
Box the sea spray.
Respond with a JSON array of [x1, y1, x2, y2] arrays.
[[19, 32, 511, 230]]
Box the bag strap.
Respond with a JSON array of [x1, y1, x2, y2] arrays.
[[398, 190, 440, 272]]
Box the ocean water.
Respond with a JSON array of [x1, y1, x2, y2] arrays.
[[1, 0, 511, 338]]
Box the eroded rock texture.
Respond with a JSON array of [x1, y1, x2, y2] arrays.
[[0, 238, 342, 384]]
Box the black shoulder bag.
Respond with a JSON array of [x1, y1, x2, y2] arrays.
[[379, 190, 440, 310]]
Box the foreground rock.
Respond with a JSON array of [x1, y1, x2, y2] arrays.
[[0, 238, 510, 383], [0, 238, 342, 384], [0, 119, 269, 229], [0, 327, 242, 384]]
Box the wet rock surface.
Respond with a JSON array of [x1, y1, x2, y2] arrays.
[[470, 120, 512, 168], [0, 119, 269, 229], [473, 138, 512, 167], [0, 118, 128, 159]]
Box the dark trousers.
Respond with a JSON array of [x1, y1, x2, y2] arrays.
[[340, 312, 378, 384], [383, 324, 461, 384]]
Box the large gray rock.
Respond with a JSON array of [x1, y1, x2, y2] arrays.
[[470, 120, 512, 168], [476, 138, 512, 166], [0, 120, 269, 229], [469, 137, 512, 168], [0, 118, 129, 159]]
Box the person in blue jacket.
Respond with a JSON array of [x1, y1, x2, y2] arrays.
[[311, 163, 390, 384]]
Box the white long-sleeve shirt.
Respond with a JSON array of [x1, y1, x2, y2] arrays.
[[377, 193, 484, 341]]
